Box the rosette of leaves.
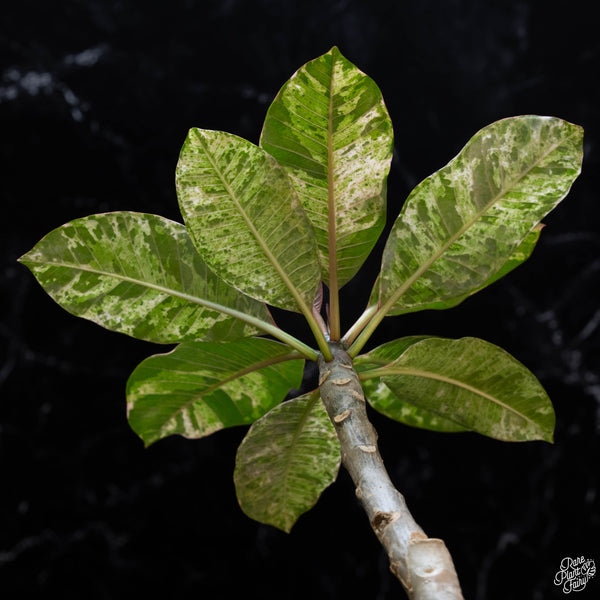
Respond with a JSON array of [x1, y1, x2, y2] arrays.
[[20, 47, 583, 533]]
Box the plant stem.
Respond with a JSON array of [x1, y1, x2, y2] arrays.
[[342, 304, 378, 345], [318, 342, 464, 600]]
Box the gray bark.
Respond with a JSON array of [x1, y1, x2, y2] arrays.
[[318, 342, 464, 600]]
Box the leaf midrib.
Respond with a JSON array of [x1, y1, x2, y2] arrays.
[[149, 351, 302, 429], [25, 258, 259, 319], [381, 129, 577, 314], [19, 257, 330, 358], [360, 364, 541, 430], [326, 53, 339, 337], [279, 392, 319, 529]]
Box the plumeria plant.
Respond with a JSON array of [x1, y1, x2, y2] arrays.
[[20, 47, 583, 599]]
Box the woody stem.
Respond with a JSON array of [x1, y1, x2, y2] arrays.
[[318, 342, 464, 600]]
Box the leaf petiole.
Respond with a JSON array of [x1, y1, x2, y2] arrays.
[[347, 303, 391, 358], [342, 304, 378, 346], [303, 310, 334, 361]]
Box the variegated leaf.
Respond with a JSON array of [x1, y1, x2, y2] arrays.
[[234, 391, 340, 532], [359, 337, 555, 442], [19, 212, 271, 343], [379, 116, 583, 315], [126, 338, 304, 446], [261, 46, 393, 288], [369, 223, 544, 311], [355, 337, 467, 432], [176, 129, 320, 313]]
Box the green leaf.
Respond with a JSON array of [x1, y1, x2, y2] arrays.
[[126, 338, 304, 446], [358, 337, 555, 442], [374, 223, 543, 312], [234, 391, 341, 533], [361, 378, 468, 433], [356, 337, 467, 432], [482, 223, 543, 287], [260, 46, 393, 288], [355, 335, 429, 370], [379, 116, 583, 315], [19, 212, 271, 343], [176, 128, 321, 313]]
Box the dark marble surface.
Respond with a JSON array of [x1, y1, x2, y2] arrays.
[[1, 1, 599, 598]]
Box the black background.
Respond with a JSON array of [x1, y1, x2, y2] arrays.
[[1, 1, 599, 598]]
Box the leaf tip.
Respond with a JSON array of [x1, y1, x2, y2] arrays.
[[17, 248, 35, 265], [328, 45, 345, 60], [141, 432, 161, 449], [525, 421, 554, 444], [129, 419, 157, 448], [277, 520, 295, 535]]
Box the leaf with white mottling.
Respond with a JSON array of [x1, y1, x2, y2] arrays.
[[356, 337, 468, 432], [369, 224, 544, 311], [359, 337, 555, 442], [234, 391, 340, 533], [261, 46, 393, 288], [176, 129, 320, 312], [378, 116, 583, 315], [361, 378, 468, 433], [126, 338, 304, 446], [19, 212, 272, 343]]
